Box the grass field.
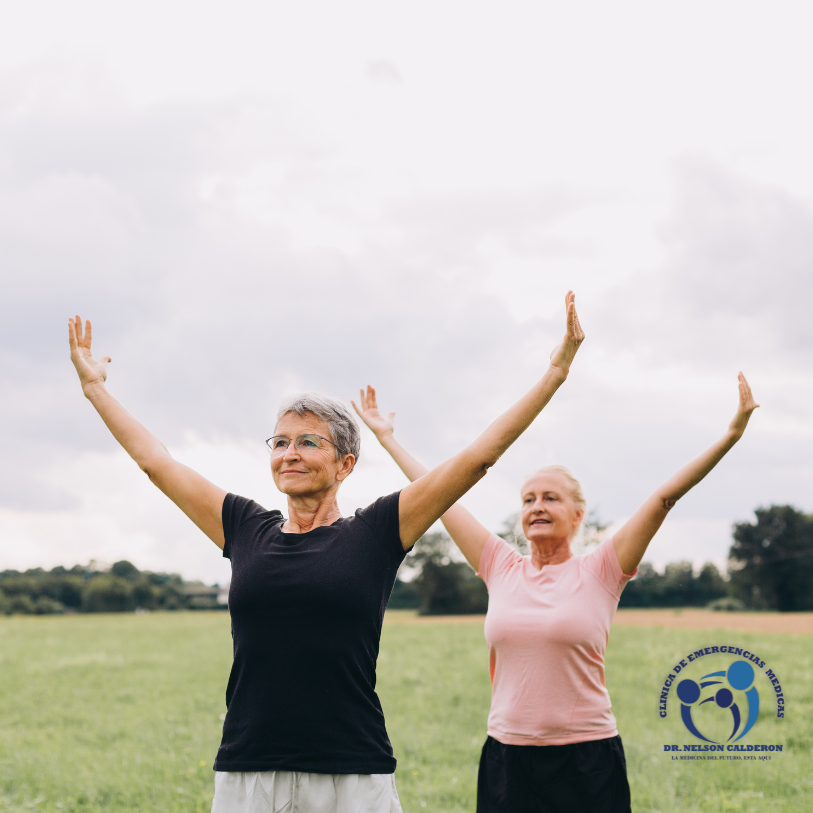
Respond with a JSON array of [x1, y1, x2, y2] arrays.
[[0, 612, 810, 812]]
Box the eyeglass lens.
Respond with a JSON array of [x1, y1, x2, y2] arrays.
[[267, 434, 324, 452]]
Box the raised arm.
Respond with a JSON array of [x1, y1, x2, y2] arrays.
[[68, 316, 227, 548], [372, 291, 584, 550], [353, 387, 491, 570], [613, 373, 759, 574]]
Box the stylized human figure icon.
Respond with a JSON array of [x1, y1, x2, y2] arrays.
[[676, 660, 759, 743]]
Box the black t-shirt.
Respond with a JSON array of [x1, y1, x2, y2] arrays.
[[214, 490, 406, 774]]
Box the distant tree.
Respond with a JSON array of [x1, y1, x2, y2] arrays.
[[54, 576, 85, 609], [403, 531, 488, 615], [33, 596, 64, 615], [413, 560, 488, 615], [9, 595, 36, 614], [619, 562, 664, 607], [728, 505, 813, 611], [82, 575, 136, 613], [0, 563, 225, 614], [111, 560, 141, 581], [0, 576, 40, 599], [662, 562, 696, 607], [133, 575, 160, 610], [387, 578, 420, 610], [403, 531, 455, 573], [695, 563, 727, 606], [619, 560, 727, 608]]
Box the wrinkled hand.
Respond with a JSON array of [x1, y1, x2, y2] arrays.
[[352, 386, 395, 439], [68, 315, 111, 389], [729, 373, 759, 437], [549, 291, 585, 374]]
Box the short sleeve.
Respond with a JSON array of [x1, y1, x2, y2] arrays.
[[354, 490, 405, 562], [477, 534, 524, 587], [580, 537, 637, 600], [222, 494, 280, 560]]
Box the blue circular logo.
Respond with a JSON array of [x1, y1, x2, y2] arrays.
[[677, 660, 760, 743]]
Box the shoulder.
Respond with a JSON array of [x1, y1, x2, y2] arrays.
[[222, 494, 283, 559], [353, 491, 401, 529], [477, 534, 524, 585], [578, 537, 636, 598], [350, 491, 404, 559], [223, 493, 282, 526]]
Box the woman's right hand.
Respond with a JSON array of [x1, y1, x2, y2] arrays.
[[352, 385, 395, 440], [548, 290, 585, 375], [69, 315, 111, 390]]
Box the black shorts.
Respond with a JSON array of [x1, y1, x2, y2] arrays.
[[477, 734, 631, 813]]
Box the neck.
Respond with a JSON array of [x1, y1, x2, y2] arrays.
[[529, 536, 573, 571], [284, 490, 343, 533]]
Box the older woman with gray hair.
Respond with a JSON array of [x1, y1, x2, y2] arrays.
[[67, 293, 584, 813]]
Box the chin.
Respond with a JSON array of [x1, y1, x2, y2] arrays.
[[275, 478, 311, 495], [526, 527, 561, 544]]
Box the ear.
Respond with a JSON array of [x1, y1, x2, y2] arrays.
[[335, 454, 356, 481], [572, 507, 585, 529]]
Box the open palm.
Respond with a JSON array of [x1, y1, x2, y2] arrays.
[[729, 372, 759, 437], [549, 290, 585, 373], [352, 386, 395, 438], [68, 316, 111, 388]]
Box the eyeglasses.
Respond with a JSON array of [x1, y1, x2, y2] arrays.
[[265, 434, 336, 454]]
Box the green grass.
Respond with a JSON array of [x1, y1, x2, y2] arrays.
[[0, 613, 810, 812]]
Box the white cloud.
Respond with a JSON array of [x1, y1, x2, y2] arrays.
[[2, 4, 813, 579]]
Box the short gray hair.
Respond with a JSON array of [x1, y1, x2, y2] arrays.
[[276, 392, 361, 466]]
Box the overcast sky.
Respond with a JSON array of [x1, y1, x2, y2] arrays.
[[2, 0, 812, 585]]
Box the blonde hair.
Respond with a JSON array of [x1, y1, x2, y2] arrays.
[[530, 465, 586, 513]]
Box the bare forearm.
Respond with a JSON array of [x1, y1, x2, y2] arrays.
[[378, 433, 490, 568], [656, 430, 741, 508], [378, 434, 429, 482], [83, 381, 171, 473], [398, 363, 568, 547], [461, 364, 568, 475], [615, 428, 744, 574]]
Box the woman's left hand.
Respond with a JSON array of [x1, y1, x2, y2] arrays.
[[549, 291, 585, 374], [729, 372, 760, 438], [352, 386, 396, 440]]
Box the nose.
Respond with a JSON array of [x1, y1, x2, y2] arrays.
[[282, 442, 301, 462]]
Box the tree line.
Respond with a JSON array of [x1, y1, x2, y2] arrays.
[[3, 505, 811, 616], [0, 560, 223, 615]]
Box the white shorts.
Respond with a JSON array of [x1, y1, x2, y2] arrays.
[[211, 770, 403, 813]]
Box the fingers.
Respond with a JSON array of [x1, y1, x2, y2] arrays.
[[351, 400, 361, 417], [564, 292, 584, 342], [85, 318, 93, 349], [738, 372, 760, 410], [368, 385, 378, 410], [68, 318, 77, 351]]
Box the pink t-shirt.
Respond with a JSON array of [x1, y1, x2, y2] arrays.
[[477, 534, 635, 746]]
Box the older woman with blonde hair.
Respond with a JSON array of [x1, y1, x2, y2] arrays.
[[355, 370, 759, 812], [67, 292, 584, 813]]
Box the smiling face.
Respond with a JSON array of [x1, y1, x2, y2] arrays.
[[270, 411, 355, 498], [520, 471, 584, 547]]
